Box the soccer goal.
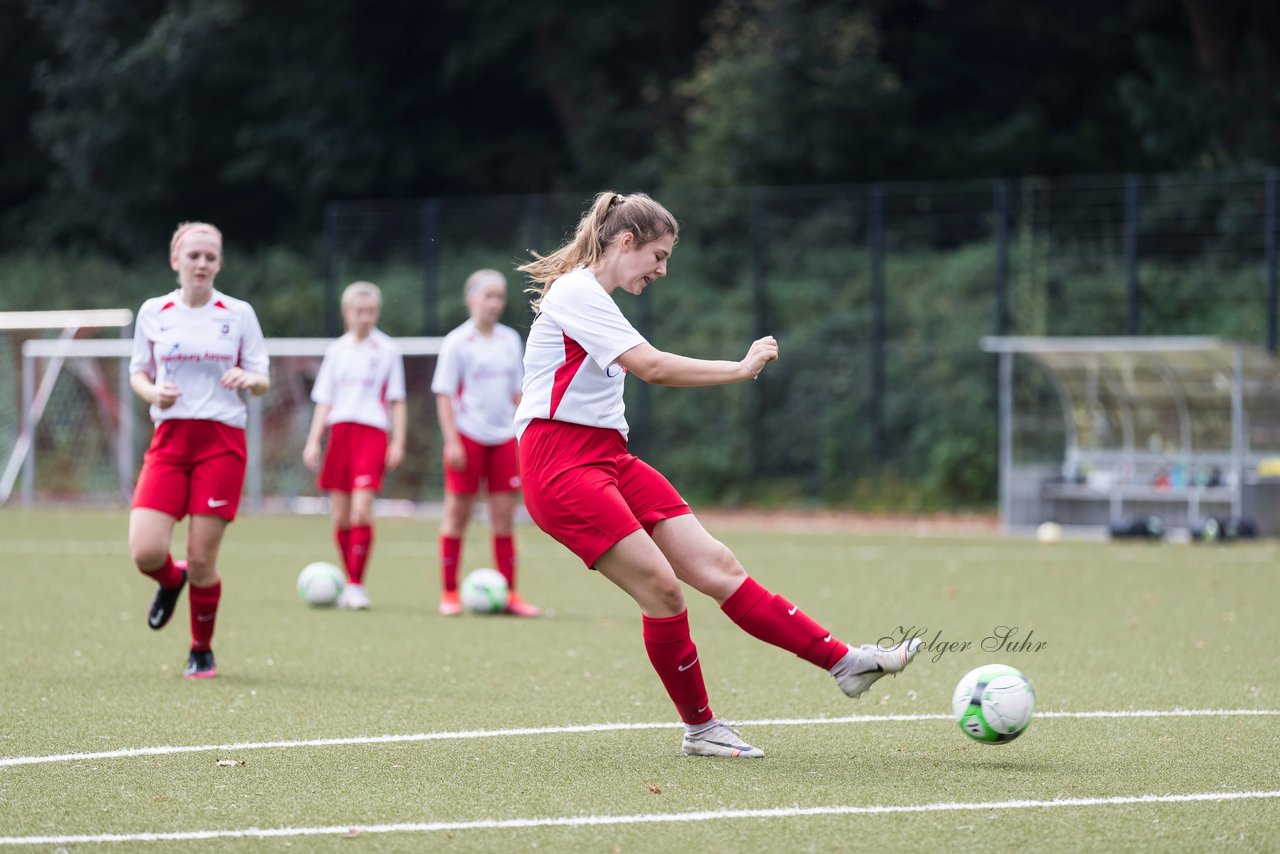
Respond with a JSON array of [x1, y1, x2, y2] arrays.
[[5, 328, 446, 510], [0, 309, 135, 506]]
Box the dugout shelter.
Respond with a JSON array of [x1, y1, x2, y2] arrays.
[[981, 336, 1280, 536]]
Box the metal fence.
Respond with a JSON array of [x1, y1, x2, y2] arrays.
[[322, 171, 1280, 505]]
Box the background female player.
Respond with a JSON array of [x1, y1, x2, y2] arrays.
[[431, 269, 540, 617], [128, 222, 270, 679], [302, 281, 407, 609], [515, 191, 922, 757]]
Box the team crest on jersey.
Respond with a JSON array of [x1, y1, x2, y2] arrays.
[[214, 320, 235, 339]]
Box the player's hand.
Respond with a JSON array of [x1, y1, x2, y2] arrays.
[[153, 382, 181, 409], [386, 442, 405, 471], [741, 336, 779, 380], [443, 439, 467, 471], [221, 367, 264, 393], [302, 441, 321, 472]]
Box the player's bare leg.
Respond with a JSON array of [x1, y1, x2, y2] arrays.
[[594, 531, 686, 617], [330, 490, 352, 528], [650, 515, 747, 603], [129, 507, 178, 573], [596, 532, 762, 758], [653, 514, 921, 701], [130, 508, 187, 631]]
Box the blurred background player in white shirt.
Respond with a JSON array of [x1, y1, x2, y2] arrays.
[[431, 269, 540, 617], [128, 222, 270, 679], [302, 282, 407, 609], [515, 192, 921, 758]]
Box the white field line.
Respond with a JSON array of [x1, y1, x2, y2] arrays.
[[1, 790, 1278, 846], [0, 540, 438, 558], [2, 708, 1277, 769]]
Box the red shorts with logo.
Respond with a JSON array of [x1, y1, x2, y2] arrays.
[[445, 434, 520, 496], [518, 419, 691, 568], [132, 419, 247, 522], [319, 422, 389, 492]]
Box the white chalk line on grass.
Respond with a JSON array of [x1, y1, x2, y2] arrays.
[[1, 789, 1277, 846], [3, 708, 1277, 769]]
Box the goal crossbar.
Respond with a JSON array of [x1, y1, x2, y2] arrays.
[[0, 309, 133, 330], [21, 337, 446, 358]]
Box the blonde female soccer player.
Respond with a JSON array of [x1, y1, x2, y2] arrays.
[[431, 269, 539, 617], [302, 282, 407, 609], [515, 192, 922, 757], [129, 222, 270, 679]]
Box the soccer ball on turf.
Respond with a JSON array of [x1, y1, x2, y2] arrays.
[[459, 567, 509, 614], [951, 664, 1035, 744], [1036, 521, 1063, 543], [297, 561, 345, 607]]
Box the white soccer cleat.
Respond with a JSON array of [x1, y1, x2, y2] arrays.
[[338, 583, 370, 610], [834, 637, 923, 699], [681, 721, 765, 758]]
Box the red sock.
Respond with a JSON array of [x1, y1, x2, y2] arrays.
[[721, 576, 849, 669], [348, 525, 372, 585], [189, 579, 221, 652], [440, 535, 461, 592], [139, 553, 183, 589], [335, 527, 352, 574], [642, 611, 713, 725], [493, 535, 516, 591]]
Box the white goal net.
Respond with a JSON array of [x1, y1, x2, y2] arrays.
[[5, 330, 446, 511], [0, 310, 135, 505]]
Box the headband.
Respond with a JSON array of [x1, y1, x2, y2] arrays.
[[170, 224, 222, 258]]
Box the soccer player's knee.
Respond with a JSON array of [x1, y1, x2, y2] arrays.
[[712, 543, 746, 580], [184, 556, 217, 584], [652, 576, 686, 614], [129, 537, 167, 571]]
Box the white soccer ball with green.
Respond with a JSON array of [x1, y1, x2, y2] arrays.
[[297, 561, 345, 608], [951, 663, 1035, 744], [460, 567, 509, 614]]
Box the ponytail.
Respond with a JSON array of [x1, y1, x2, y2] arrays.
[[518, 191, 678, 313]]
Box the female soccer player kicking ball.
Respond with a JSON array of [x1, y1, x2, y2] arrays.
[[515, 192, 921, 757], [128, 222, 270, 679], [432, 269, 539, 617], [302, 281, 407, 609]]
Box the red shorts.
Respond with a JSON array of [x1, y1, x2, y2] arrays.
[[445, 434, 520, 496], [518, 419, 691, 568], [319, 422, 388, 492], [132, 420, 247, 522]]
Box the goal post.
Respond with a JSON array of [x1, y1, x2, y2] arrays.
[[8, 334, 446, 510], [0, 310, 135, 505]]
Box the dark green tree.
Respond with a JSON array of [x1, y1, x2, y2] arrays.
[[1120, 0, 1280, 167], [15, 0, 713, 256]]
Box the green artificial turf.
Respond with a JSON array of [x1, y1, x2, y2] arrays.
[[1, 509, 1277, 851]]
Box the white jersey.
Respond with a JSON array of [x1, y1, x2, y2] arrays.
[[311, 328, 406, 431], [431, 319, 524, 445], [514, 267, 646, 440], [130, 289, 269, 428]]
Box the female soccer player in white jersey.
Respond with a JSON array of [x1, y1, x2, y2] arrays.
[[302, 282, 407, 609], [128, 222, 270, 679], [515, 192, 922, 758], [431, 269, 540, 617]]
